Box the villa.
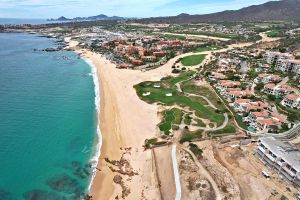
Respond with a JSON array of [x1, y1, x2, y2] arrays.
[[228, 88, 252, 100], [282, 94, 300, 109], [208, 72, 226, 81], [248, 111, 269, 124], [264, 84, 294, 97], [256, 118, 281, 130], [255, 74, 282, 84], [217, 80, 241, 92]]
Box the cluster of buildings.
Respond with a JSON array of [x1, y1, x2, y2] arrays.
[[104, 37, 200, 68], [213, 75, 289, 132], [264, 51, 300, 75], [260, 51, 300, 110], [214, 78, 286, 131], [207, 50, 295, 133], [74, 26, 204, 68]]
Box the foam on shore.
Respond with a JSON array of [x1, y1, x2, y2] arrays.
[[83, 57, 102, 192]]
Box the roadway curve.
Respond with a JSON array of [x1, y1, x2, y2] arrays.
[[179, 144, 222, 200]]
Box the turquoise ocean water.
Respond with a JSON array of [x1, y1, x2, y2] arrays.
[[0, 33, 98, 200]]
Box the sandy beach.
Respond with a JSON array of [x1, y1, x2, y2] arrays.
[[63, 37, 256, 199], [86, 51, 175, 199], [63, 36, 184, 199], [63, 37, 187, 199]]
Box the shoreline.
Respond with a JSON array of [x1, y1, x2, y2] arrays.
[[76, 48, 173, 199], [63, 38, 110, 197], [81, 58, 102, 192], [64, 37, 256, 199]]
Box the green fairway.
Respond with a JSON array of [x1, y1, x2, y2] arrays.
[[134, 73, 224, 126], [158, 108, 184, 134], [170, 31, 239, 39], [159, 34, 186, 40], [182, 81, 226, 110], [266, 30, 281, 37], [181, 54, 206, 66], [134, 70, 237, 141], [194, 45, 222, 52], [162, 71, 195, 86]]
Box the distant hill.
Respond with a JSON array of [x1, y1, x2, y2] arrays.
[[48, 14, 124, 21], [137, 0, 300, 23]]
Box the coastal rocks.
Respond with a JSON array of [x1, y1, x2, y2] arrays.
[[105, 154, 138, 177], [113, 175, 131, 199], [46, 174, 84, 198], [0, 189, 13, 200], [68, 161, 92, 180], [44, 47, 63, 52], [83, 194, 93, 200], [105, 148, 136, 199], [33, 47, 63, 52], [23, 190, 65, 200]]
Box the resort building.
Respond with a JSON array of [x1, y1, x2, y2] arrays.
[[246, 111, 287, 131], [276, 59, 300, 73], [208, 72, 226, 81], [282, 94, 300, 109], [258, 64, 272, 72], [264, 84, 294, 97], [141, 56, 156, 62], [228, 88, 252, 100], [217, 80, 241, 92], [264, 52, 294, 64], [257, 137, 300, 187], [153, 51, 166, 57], [255, 74, 282, 84], [233, 99, 251, 112], [256, 118, 281, 130], [248, 111, 269, 123]]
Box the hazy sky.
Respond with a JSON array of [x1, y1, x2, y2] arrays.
[[0, 0, 273, 19]]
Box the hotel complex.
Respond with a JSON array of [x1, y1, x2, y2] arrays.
[[257, 137, 300, 187]]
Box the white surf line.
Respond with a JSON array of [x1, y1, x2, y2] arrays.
[[172, 144, 181, 200], [83, 57, 103, 192]]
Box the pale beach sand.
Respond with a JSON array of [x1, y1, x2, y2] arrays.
[[85, 50, 176, 200], [63, 36, 254, 199], [64, 36, 186, 199]]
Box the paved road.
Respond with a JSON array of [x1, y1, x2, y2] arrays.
[[172, 144, 182, 200]]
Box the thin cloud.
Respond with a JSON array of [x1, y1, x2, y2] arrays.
[[0, 0, 274, 18]]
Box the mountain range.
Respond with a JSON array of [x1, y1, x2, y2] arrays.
[[49, 0, 300, 23], [137, 0, 300, 23], [48, 14, 124, 21]]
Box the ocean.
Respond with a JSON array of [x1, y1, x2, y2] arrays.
[[0, 18, 67, 25], [0, 18, 50, 25], [0, 33, 99, 200]]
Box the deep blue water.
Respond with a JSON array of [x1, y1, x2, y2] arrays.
[[0, 33, 97, 200], [0, 18, 52, 25]]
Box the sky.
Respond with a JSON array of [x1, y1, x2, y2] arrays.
[[0, 0, 273, 19]]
